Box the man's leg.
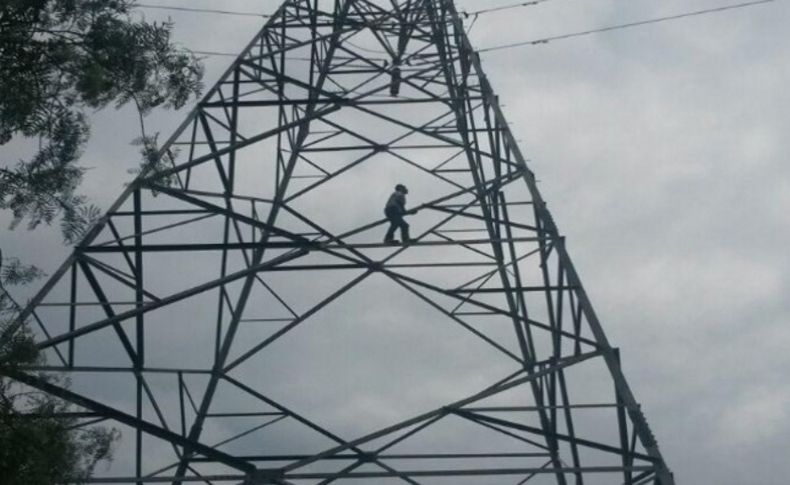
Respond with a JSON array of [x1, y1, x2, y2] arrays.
[[384, 216, 398, 242], [399, 219, 411, 243]]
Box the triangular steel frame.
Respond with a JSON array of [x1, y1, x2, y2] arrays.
[[3, 1, 675, 484]]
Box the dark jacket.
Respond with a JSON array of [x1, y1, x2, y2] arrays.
[[385, 191, 406, 215]]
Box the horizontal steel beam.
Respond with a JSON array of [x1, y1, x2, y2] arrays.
[[79, 237, 550, 253], [451, 285, 580, 293], [190, 452, 552, 463], [81, 466, 655, 483], [201, 96, 485, 107]]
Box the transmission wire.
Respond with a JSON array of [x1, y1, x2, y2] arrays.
[[164, 0, 775, 57], [463, 0, 556, 17], [136, 0, 555, 20], [478, 0, 776, 52], [136, 3, 272, 18]]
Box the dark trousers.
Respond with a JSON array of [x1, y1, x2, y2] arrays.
[[384, 207, 409, 241]]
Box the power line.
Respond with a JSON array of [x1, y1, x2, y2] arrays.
[[478, 0, 776, 52], [191, 50, 244, 58], [136, 3, 272, 18], [345, 40, 388, 55], [136, 1, 554, 21], [459, 0, 560, 35], [463, 0, 555, 17], [182, 0, 775, 57]]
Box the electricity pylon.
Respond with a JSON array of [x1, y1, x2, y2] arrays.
[[4, 1, 675, 483]]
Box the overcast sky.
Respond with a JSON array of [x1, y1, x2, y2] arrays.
[[2, 1, 789, 484]]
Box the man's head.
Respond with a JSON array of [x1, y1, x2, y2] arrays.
[[395, 183, 408, 194]]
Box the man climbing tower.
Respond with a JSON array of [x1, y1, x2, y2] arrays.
[[384, 183, 417, 245]]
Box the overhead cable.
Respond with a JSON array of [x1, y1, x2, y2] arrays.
[[191, 50, 238, 58], [136, 0, 554, 20], [462, 0, 556, 17], [478, 0, 776, 52], [136, 3, 272, 18], [184, 0, 775, 57]]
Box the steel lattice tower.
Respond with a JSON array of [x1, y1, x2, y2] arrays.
[[3, 1, 675, 483]]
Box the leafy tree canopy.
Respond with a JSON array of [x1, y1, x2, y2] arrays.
[[0, 253, 120, 485], [0, 0, 203, 242]]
